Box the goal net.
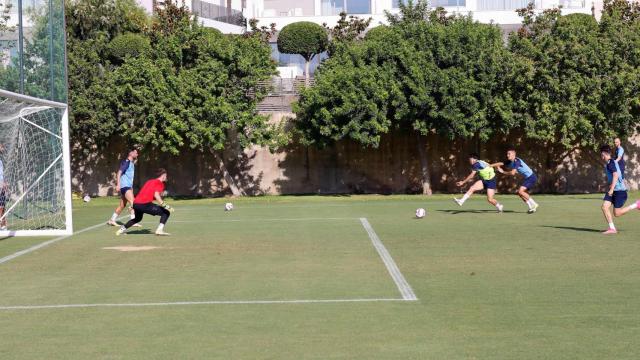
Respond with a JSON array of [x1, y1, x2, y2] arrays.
[[0, 89, 73, 237]]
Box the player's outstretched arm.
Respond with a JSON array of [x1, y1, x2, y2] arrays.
[[456, 171, 476, 187]]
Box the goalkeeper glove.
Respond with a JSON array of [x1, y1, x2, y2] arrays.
[[160, 202, 174, 213]]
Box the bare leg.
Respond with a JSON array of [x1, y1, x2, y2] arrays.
[[123, 189, 141, 226], [486, 188, 500, 207], [602, 201, 615, 232], [517, 186, 530, 202]]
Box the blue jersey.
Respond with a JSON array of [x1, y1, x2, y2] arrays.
[[504, 157, 534, 178], [606, 159, 626, 191], [119, 159, 135, 189], [616, 146, 624, 159]]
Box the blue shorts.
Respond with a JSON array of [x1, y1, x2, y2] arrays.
[[604, 191, 628, 209], [120, 187, 132, 196], [521, 175, 537, 190], [482, 178, 497, 190]]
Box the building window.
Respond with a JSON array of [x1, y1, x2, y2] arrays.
[[321, 0, 371, 15], [393, 0, 466, 8], [477, 0, 530, 10]]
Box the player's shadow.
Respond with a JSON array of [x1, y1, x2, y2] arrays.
[[124, 229, 153, 235], [437, 209, 516, 214], [540, 225, 600, 233]]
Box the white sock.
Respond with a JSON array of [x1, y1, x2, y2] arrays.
[[156, 223, 165, 232], [627, 202, 638, 211], [495, 203, 502, 209], [529, 198, 537, 206], [525, 199, 534, 209], [608, 222, 616, 230], [130, 211, 135, 220], [110, 213, 118, 221], [460, 193, 470, 204]]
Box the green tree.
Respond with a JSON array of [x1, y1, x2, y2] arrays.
[[509, 5, 640, 168], [323, 12, 371, 56], [107, 32, 152, 64], [88, 0, 278, 195], [277, 21, 328, 86], [65, 0, 149, 145], [295, 1, 515, 194]]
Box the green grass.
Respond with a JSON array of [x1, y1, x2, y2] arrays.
[[1, 194, 640, 359]]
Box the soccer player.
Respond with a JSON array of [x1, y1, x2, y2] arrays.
[[454, 153, 504, 212], [600, 145, 639, 235], [107, 147, 140, 227], [614, 137, 625, 172], [492, 147, 539, 213], [116, 168, 173, 236], [0, 144, 7, 231]]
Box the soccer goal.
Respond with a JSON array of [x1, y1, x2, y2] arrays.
[[0, 89, 73, 237]]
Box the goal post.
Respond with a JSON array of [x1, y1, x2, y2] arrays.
[[0, 89, 73, 237]]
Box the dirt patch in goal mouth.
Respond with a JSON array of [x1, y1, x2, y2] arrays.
[[102, 246, 164, 252]]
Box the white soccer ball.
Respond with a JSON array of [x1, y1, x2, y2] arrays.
[[83, 195, 91, 203], [224, 202, 234, 211], [415, 208, 426, 218]]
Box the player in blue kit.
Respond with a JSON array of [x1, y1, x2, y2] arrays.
[[454, 153, 504, 212], [107, 147, 140, 226], [600, 145, 639, 235], [492, 146, 539, 213]]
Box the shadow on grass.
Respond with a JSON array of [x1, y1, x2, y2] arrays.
[[437, 209, 517, 214], [0, 236, 10, 241], [125, 229, 153, 235], [540, 225, 600, 233]]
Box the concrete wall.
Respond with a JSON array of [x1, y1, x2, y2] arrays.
[[72, 113, 640, 197]]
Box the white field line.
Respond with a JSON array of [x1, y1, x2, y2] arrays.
[[0, 217, 126, 265], [0, 298, 413, 311], [360, 218, 418, 301], [170, 217, 357, 223]]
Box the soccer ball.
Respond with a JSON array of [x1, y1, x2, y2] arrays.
[[415, 208, 426, 218], [224, 202, 234, 211], [83, 195, 91, 203]]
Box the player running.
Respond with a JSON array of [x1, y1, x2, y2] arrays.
[[0, 144, 7, 231], [614, 137, 625, 172], [107, 147, 140, 227], [454, 153, 504, 212], [600, 145, 639, 235], [492, 146, 539, 213], [116, 168, 173, 236]]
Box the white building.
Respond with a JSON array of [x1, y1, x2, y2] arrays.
[[139, 0, 594, 77], [245, 0, 593, 30], [139, 0, 247, 34]]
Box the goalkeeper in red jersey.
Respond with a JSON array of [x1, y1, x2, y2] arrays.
[[116, 168, 173, 236]]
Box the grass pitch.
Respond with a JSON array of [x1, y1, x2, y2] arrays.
[[1, 194, 640, 359]]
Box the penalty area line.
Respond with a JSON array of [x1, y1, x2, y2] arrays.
[[360, 218, 418, 301], [0, 216, 127, 266], [0, 298, 416, 311]]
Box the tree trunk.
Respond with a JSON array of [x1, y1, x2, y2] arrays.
[[305, 60, 310, 87], [416, 134, 433, 195], [214, 152, 244, 197]]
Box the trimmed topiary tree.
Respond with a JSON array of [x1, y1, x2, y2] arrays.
[[277, 21, 328, 86], [107, 32, 152, 64]]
